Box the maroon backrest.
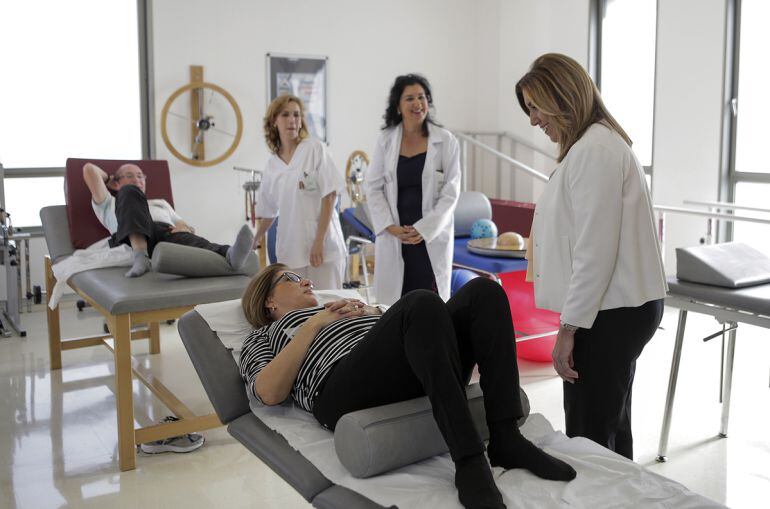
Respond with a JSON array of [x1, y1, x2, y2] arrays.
[[65, 158, 175, 249], [490, 199, 535, 237]]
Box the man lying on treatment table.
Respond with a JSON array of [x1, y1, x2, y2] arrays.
[[83, 162, 253, 278]]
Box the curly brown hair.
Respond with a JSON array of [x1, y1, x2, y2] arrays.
[[263, 95, 310, 154]]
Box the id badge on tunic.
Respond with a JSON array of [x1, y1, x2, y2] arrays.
[[299, 170, 319, 192]]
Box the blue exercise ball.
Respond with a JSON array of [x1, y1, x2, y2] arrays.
[[470, 219, 498, 239], [451, 268, 480, 296]]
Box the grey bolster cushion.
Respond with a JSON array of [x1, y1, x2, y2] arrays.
[[676, 242, 770, 288], [334, 384, 530, 478], [151, 242, 259, 277]]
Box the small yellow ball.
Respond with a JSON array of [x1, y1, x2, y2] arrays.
[[497, 231, 525, 249]]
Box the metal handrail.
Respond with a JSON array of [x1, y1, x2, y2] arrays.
[[652, 205, 770, 225], [3, 167, 65, 178], [653, 205, 770, 260], [457, 130, 557, 161], [683, 199, 770, 214], [454, 132, 550, 183]]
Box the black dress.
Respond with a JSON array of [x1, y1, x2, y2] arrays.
[[396, 152, 437, 295]]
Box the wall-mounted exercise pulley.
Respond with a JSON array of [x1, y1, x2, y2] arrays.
[[160, 65, 243, 167]]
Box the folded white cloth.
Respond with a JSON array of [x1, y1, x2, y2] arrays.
[[49, 238, 133, 309]]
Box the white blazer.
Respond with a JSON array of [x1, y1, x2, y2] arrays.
[[530, 123, 667, 329], [364, 123, 461, 305]]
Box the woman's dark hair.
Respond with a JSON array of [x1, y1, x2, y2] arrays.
[[382, 74, 440, 137]]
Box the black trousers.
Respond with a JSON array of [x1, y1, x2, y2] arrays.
[[110, 185, 229, 257], [564, 298, 664, 460], [401, 242, 437, 295], [313, 278, 524, 462]]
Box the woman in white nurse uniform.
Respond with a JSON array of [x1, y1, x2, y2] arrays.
[[364, 74, 461, 306], [254, 94, 347, 289]]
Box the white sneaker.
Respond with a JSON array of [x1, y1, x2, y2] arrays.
[[139, 416, 205, 454]]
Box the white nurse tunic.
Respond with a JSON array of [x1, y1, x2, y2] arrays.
[[256, 137, 347, 287]]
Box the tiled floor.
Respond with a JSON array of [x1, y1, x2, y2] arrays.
[[0, 297, 767, 508]]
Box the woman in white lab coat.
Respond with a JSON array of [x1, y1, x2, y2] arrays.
[[254, 95, 346, 289], [364, 74, 461, 306], [516, 54, 667, 459]]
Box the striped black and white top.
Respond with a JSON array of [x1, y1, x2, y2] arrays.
[[239, 306, 379, 412]]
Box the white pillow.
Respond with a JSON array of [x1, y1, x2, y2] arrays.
[[195, 289, 366, 355]]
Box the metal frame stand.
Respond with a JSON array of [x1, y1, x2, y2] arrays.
[[1, 210, 29, 337], [655, 295, 767, 462]]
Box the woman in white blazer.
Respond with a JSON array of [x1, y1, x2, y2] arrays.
[[516, 54, 667, 460], [253, 95, 347, 289], [364, 74, 461, 306]]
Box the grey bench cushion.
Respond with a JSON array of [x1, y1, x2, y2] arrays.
[[668, 276, 770, 316], [41, 205, 255, 314], [335, 384, 530, 479], [40, 205, 75, 262], [71, 267, 251, 314], [676, 242, 770, 288]]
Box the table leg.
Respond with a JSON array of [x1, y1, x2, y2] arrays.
[[719, 326, 737, 437], [149, 321, 160, 354], [45, 257, 62, 370], [110, 312, 136, 471], [656, 308, 687, 462]]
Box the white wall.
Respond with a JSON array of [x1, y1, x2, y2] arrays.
[[151, 0, 500, 245], [651, 0, 727, 269], [9, 0, 731, 304], [490, 0, 728, 272], [495, 0, 590, 203]]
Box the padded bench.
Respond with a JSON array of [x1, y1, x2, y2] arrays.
[[178, 308, 530, 508], [41, 158, 256, 471], [656, 243, 770, 461]]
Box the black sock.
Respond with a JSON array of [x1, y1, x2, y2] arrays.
[[454, 453, 506, 509], [487, 419, 577, 481]]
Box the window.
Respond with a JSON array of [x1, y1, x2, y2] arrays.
[[596, 0, 657, 168], [0, 0, 146, 227], [732, 183, 770, 255], [725, 0, 770, 252]]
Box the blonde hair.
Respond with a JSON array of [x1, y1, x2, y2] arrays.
[[263, 95, 310, 154], [515, 53, 631, 162], [242, 263, 288, 328]]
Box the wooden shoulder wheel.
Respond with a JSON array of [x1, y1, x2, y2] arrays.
[[160, 80, 243, 167]]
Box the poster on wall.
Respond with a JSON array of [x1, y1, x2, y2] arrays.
[[266, 53, 328, 142]]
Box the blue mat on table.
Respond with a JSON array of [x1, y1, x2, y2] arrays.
[[341, 208, 527, 274], [453, 237, 527, 274]]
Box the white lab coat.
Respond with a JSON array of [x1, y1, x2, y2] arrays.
[[256, 137, 347, 272], [530, 123, 668, 329], [364, 123, 461, 305]]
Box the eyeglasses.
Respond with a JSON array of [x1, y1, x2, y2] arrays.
[[270, 271, 303, 291]]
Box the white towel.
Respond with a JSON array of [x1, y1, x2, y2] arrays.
[[49, 238, 133, 309]]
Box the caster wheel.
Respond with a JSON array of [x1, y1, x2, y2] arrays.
[[33, 285, 43, 304]]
